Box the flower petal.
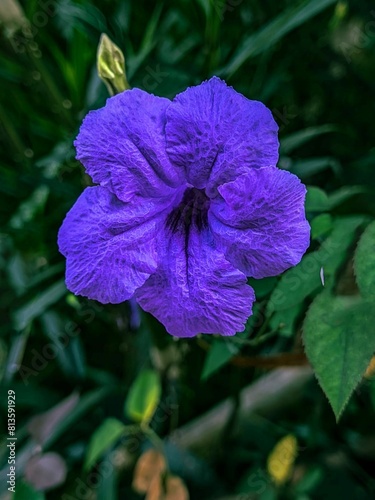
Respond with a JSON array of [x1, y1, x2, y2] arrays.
[[209, 167, 310, 279], [75, 89, 185, 203], [135, 225, 255, 337], [166, 77, 279, 196], [58, 186, 176, 303]]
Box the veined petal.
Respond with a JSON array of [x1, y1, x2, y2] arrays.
[[75, 89, 185, 202], [58, 186, 179, 303], [165, 77, 279, 197], [135, 225, 255, 338], [209, 167, 310, 279]]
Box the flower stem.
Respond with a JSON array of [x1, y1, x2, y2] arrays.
[[141, 423, 169, 473]]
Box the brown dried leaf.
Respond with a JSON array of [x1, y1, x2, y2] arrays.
[[132, 449, 166, 494], [146, 474, 189, 500]]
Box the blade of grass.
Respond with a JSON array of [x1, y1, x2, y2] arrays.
[[219, 0, 337, 78]]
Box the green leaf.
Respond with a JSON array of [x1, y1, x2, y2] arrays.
[[303, 292, 375, 420], [7, 253, 27, 295], [248, 277, 278, 299], [311, 213, 333, 239], [13, 279, 67, 330], [220, 0, 336, 77], [97, 458, 118, 500], [291, 157, 340, 178], [280, 125, 335, 154], [126, 3, 163, 79], [84, 418, 126, 471], [354, 220, 375, 300], [201, 340, 239, 380], [201, 305, 261, 380], [269, 303, 303, 337], [125, 369, 161, 423], [40, 311, 86, 380], [304, 185, 366, 216], [305, 187, 329, 212], [294, 466, 324, 494], [3, 330, 29, 383], [268, 216, 367, 313], [288, 185, 363, 219], [327, 186, 366, 209], [14, 481, 45, 500]]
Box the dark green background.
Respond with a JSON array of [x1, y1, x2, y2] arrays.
[[1, 0, 375, 498]]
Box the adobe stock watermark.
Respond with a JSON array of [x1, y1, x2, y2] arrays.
[[273, 104, 299, 132], [9, 0, 57, 55], [142, 65, 170, 92], [338, 10, 375, 64], [237, 440, 305, 499], [6, 390, 17, 494]]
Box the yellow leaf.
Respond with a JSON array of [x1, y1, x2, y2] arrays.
[[267, 434, 298, 486], [125, 369, 162, 424]]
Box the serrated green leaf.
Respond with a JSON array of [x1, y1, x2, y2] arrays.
[[268, 216, 367, 313], [84, 418, 126, 471], [125, 369, 161, 423], [354, 221, 375, 300], [303, 292, 375, 420]]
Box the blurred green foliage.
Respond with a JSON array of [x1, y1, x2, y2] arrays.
[[1, 0, 375, 498]]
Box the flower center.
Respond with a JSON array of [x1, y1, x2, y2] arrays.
[[166, 188, 209, 234]]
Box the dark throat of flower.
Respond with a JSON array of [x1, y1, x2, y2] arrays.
[[166, 187, 209, 236]]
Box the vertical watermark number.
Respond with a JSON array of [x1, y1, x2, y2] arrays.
[[7, 389, 17, 493]]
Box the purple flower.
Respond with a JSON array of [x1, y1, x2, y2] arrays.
[[58, 77, 310, 338]]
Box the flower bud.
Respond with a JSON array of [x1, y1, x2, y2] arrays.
[[97, 33, 130, 95]]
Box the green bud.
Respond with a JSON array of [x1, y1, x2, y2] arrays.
[[97, 33, 130, 96]]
